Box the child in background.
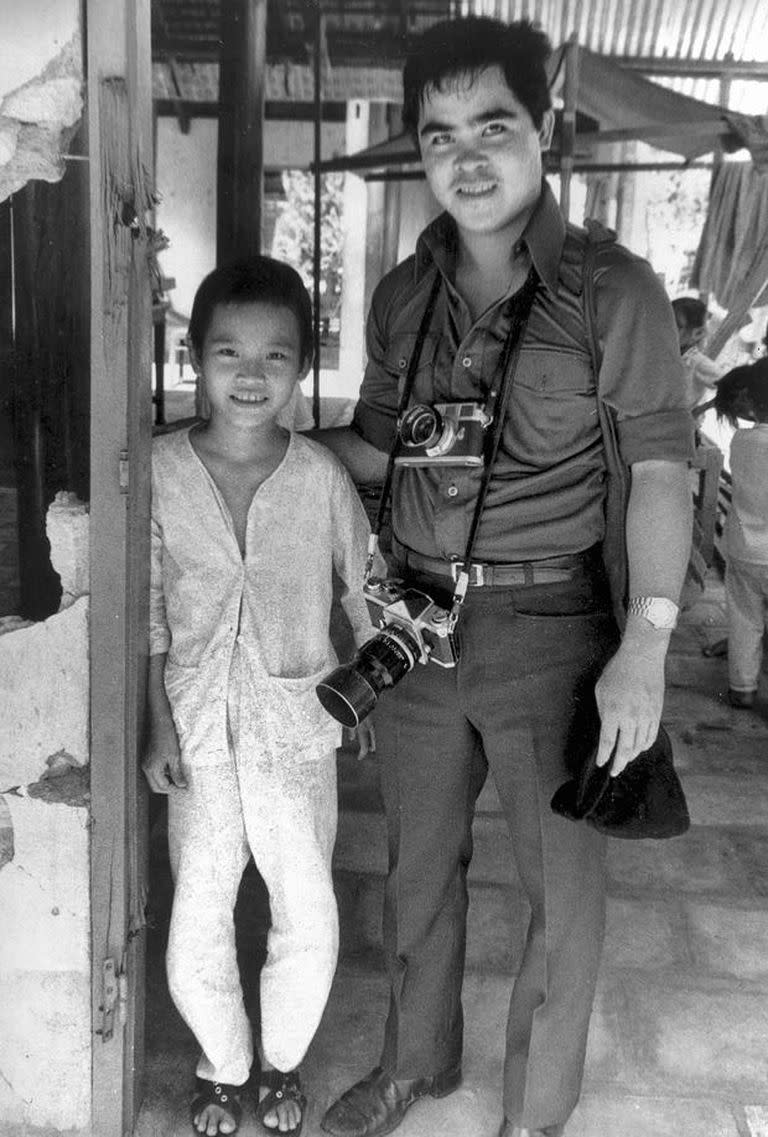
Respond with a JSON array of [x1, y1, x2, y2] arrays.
[[144, 256, 374, 1136], [714, 365, 768, 708], [672, 296, 726, 411]]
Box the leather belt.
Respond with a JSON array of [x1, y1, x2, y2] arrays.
[[395, 544, 594, 588]]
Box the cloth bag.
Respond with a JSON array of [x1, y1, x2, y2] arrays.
[[551, 719, 690, 839]]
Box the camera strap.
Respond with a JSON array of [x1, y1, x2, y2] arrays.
[[449, 268, 540, 627], [365, 265, 540, 636], [365, 269, 443, 580]]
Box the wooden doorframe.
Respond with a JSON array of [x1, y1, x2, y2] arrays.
[[87, 0, 153, 1134]]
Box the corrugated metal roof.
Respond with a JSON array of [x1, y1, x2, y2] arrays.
[[460, 0, 768, 62], [459, 0, 768, 112], [152, 0, 768, 112]]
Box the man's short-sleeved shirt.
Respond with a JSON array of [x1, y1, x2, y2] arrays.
[[353, 181, 693, 563]]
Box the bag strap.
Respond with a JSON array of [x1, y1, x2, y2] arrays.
[[581, 221, 629, 628]]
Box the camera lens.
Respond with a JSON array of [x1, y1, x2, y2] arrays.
[[316, 625, 419, 727], [399, 404, 441, 449]]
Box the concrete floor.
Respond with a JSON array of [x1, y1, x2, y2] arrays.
[[135, 568, 768, 1137]]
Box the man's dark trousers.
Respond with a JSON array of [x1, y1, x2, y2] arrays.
[[373, 563, 619, 1131]]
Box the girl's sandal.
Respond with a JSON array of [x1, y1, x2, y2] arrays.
[[190, 1077, 243, 1135], [256, 1068, 306, 1136]]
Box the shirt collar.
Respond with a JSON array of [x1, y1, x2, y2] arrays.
[[414, 179, 565, 295]]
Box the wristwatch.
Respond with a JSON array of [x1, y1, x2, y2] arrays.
[[626, 596, 679, 630]]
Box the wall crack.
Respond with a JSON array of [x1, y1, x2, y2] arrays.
[[0, 1064, 31, 1105], [0, 795, 13, 871]]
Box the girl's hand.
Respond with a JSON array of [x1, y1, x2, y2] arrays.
[[142, 720, 187, 793]]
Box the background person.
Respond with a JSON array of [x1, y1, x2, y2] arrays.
[[714, 364, 768, 708]]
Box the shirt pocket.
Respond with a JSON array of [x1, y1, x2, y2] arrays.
[[505, 346, 598, 465], [382, 331, 441, 395]]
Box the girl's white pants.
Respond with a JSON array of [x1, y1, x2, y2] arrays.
[[165, 699, 338, 1085], [726, 557, 768, 693]]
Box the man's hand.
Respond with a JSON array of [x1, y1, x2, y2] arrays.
[[142, 720, 187, 793], [593, 638, 666, 777], [345, 717, 377, 759]]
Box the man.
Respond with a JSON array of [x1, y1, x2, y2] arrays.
[[316, 17, 693, 1137]]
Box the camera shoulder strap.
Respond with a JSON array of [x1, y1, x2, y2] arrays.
[[581, 223, 629, 628], [450, 268, 540, 623], [366, 269, 443, 577], [365, 264, 539, 625]]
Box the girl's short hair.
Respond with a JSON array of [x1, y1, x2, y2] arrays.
[[714, 361, 768, 424], [402, 16, 552, 140], [188, 256, 313, 365]]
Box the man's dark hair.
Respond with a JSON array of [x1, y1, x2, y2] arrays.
[[671, 296, 708, 332], [402, 16, 552, 140], [188, 255, 313, 364]]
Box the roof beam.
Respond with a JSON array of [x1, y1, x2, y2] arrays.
[[216, 0, 266, 262], [616, 56, 768, 79], [154, 99, 347, 121]]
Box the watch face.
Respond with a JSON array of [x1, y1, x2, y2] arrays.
[[649, 600, 678, 628], [629, 597, 678, 628]]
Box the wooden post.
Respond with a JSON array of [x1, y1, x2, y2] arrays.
[[338, 101, 370, 397], [363, 105, 390, 325], [312, 0, 323, 426], [382, 105, 403, 276], [216, 0, 267, 265], [700, 58, 733, 306], [560, 35, 580, 222], [87, 0, 153, 1132]]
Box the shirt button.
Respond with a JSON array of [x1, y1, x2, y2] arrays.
[[462, 356, 472, 368], [236, 634, 244, 644], [447, 484, 459, 498]]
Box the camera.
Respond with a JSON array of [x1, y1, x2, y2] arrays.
[[395, 401, 490, 467], [315, 577, 458, 727]]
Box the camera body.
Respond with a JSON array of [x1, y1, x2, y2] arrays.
[[315, 576, 458, 728], [364, 577, 458, 668], [395, 401, 489, 467]]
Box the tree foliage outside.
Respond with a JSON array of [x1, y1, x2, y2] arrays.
[[643, 167, 711, 296], [271, 169, 345, 324]]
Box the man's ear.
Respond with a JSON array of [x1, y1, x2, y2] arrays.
[[539, 108, 555, 152], [188, 343, 202, 376]]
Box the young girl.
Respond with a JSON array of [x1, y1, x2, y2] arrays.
[[144, 256, 374, 1135], [714, 364, 768, 708]]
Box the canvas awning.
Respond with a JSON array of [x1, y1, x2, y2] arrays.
[[316, 44, 768, 177], [691, 161, 768, 357], [547, 45, 764, 165]]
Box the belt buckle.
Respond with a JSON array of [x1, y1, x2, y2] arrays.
[[450, 560, 484, 586]]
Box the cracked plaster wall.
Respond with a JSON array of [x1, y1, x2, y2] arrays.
[[0, 493, 90, 1133], [0, 0, 83, 203], [0, 5, 91, 1125]]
